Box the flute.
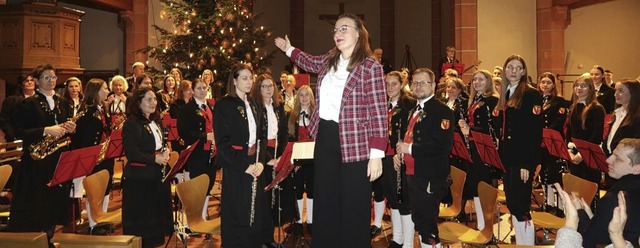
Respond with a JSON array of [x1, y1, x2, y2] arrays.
[[161, 126, 170, 180], [396, 126, 403, 204], [271, 139, 277, 208], [250, 140, 260, 226]]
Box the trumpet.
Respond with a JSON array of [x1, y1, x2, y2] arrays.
[[30, 110, 86, 160]]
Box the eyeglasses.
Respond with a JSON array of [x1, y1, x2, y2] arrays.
[[333, 25, 357, 34], [261, 84, 274, 89], [506, 66, 524, 72], [411, 81, 433, 88], [41, 75, 58, 81]]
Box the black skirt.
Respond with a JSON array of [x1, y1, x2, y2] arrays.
[[122, 178, 173, 248]]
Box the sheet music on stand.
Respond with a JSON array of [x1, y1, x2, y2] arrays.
[[541, 128, 571, 161], [470, 131, 505, 172], [572, 138, 609, 173], [291, 142, 315, 164]]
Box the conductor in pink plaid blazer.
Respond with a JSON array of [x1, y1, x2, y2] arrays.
[[275, 13, 387, 247]]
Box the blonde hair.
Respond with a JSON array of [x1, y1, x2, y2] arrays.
[[288, 85, 315, 137]]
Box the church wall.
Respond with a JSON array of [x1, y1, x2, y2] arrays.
[[59, 2, 124, 74], [477, 0, 537, 78], [565, 0, 640, 80], [395, 0, 432, 71]]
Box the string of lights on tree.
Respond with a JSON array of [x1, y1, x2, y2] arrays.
[[137, 0, 274, 82]]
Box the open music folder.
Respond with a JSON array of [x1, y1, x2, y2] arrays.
[[291, 141, 314, 164]]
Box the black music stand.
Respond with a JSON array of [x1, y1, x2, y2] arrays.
[[451, 132, 473, 163], [470, 131, 504, 172], [162, 141, 199, 183], [49, 144, 102, 233], [572, 138, 609, 173], [103, 129, 124, 160], [542, 128, 571, 161], [264, 142, 298, 248], [162, 118, 180, 142]]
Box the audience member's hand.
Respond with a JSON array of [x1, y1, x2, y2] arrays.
[[580, 197, 594, 219], [556, 183, 579, 231], [609, 191, 628, 248]]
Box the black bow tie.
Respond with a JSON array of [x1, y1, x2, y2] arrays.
[[300, 111, 309, 118], [200, 104, 206, 110], [415, 105, 422, 111]]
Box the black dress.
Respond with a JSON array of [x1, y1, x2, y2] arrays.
[[213, 95, 271, 247], [177, 99, 216, 192], [8, 91, 74, 232], [567, 103, 605, 184], [121, 118, 173, 248]]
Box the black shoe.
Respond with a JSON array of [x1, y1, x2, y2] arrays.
[[388, 240, 403, 248], [306, 223, 312, 236], [370, 225, 381, 238], [262, 242, 277, 248], [185, 227, 201, 237], [293, 223, 303, 236]]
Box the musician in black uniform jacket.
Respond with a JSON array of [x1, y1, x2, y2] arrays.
[[537, 72, 568, 211], [178, 79, 217, 192], [382, 71, 416, 247], [251, 73, 289, 245], [8, 64, 76, 237], [213, 64, 271, 247], [567, 75, 606, 189], [590, 65, 615, 113], [71, 79, 114, 206], [603, 79, 640, 157], [122, 88, 173, 248], [286, 85, 315, 235], [459, 69, 500, 230], [0, 74, 36, 142], [496, 55, 543, 245], [397, 68, 454, 248]]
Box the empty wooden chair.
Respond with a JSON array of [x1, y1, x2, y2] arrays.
[[175, 174, 220, 247], [83, 169, 122, 234]]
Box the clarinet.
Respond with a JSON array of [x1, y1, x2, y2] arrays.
[[250, 140, 260, 227], [486, 105, 500, 150], [396, 126, 403, 205], [456, 98, 471, 153], [161, 126, 170, 179]]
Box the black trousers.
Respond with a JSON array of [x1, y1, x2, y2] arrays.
[[408, 175, 448, 244], [313, 119, 371, 248]]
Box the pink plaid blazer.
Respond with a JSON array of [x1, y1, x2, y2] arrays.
[[291, 48, 388, 163]]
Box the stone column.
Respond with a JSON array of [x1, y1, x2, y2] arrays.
[[537, 0, 569, 95], [121, 0, 148, 76]]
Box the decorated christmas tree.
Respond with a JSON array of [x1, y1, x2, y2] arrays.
[[138, 0, 274, 81]]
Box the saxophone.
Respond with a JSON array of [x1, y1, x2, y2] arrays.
[[30, 110, 86, 160]]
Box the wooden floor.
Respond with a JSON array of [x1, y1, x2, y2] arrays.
[[49, 186, 555, 248]]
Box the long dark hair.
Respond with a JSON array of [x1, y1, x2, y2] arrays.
[[497, 54, 531, 110], [537, 72, 558, 97], [327, 13, 374, 72], [126, 87, 160, 124], [613, 79, 640, 127], [83, 78, 106, 108], [251, 73, 281, 108], [226, 63, 254, 98]]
